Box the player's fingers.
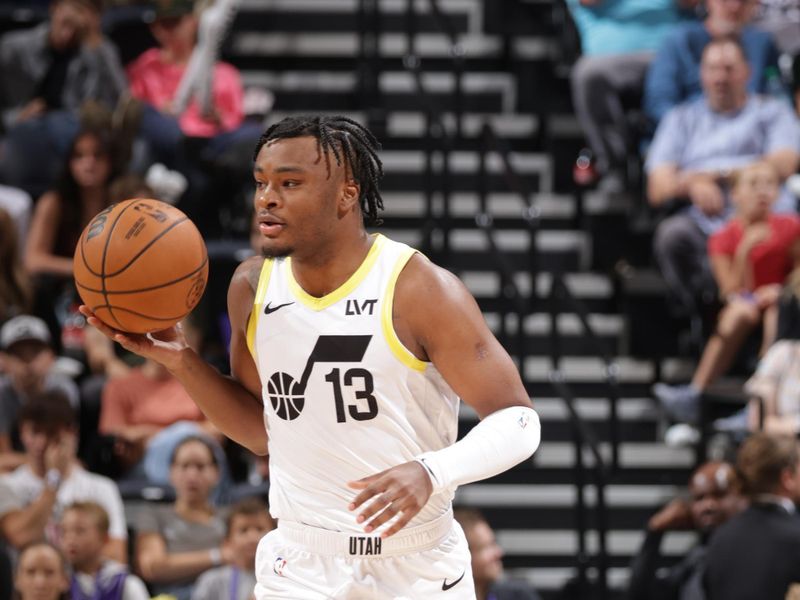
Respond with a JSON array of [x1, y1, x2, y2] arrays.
[[348, 480, 386, 510], [363, 501, 401, 533], [356, 491, 398, 525], [347, 468, 387, 489], [380, 508, 417, 539]]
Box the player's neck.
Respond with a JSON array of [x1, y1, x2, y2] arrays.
[[290, 230, 373, 298]]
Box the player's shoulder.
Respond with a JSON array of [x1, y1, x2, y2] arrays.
[[231, 255, 268, 295], [394, 252, 476, 318]]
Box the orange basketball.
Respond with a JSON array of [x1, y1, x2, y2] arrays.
[[73, 198, 209, 334]]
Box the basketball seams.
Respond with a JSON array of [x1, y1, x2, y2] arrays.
[[103, 217, 189, 278], [74, 256, 209, 295], [100, 202, 138, 329]]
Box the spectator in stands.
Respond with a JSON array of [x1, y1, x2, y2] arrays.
[[644, 0, 781, 126], [24, 125, 116, 353], [13, 542, 70, 600], [454, 508, 542, 600], [0, 186, 32, 255], [0, 477, 21, 598], [742, 268, 800, 434], [752, 0, 800, 57], [654, 161, 800, 422], [704, 432, 800, 599], [627, 460, 742, 600], [566, 0, 690, 190], [98, 316, 225, 485], [191, 497, 275, 600], [0, 394, 128, 564], [59, 501, 149, 600], [0, 208, 33, 325], [126, 0, 260, 233], [647, 36, 800, 317], [0, 0, 126, 194], [135, 435, 228, 600], [0, 316, 79, 473]]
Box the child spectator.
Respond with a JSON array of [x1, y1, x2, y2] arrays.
[[191, 497, 275, 600], [0, 316, 79, 473], [0, 208, 33, 325], [60, 501, 149, 600], [0, 394, 128, 564], [13, 542, 70, 600], [654, 161, 800, 423], [135, 435, 227, 600]]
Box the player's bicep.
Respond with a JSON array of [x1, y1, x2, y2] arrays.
[[398, 258, 531, 418]]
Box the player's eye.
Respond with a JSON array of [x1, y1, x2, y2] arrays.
[[283, 180, 300, 188], [254, 180, 267, 190]]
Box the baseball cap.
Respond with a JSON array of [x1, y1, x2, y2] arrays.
[[0, 316, 52, 351], [150, 0, 195, 19]]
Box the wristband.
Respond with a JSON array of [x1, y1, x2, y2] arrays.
[[45, 469, 62, 490], [209, 547, 222, 566], [415, 406, 541, 494]]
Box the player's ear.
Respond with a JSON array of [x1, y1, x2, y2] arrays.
[[339, 179, 360, 213]]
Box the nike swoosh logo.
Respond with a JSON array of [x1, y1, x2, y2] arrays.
[[264, 301, 294, 315], [442, 571, 465, 591]]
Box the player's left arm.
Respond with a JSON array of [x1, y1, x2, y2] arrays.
[[349, 254, 540, 536]]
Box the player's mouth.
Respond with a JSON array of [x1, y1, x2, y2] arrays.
[[259, 215, 286, 237]]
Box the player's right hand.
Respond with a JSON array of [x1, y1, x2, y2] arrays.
[[78, 305, 190, 372]]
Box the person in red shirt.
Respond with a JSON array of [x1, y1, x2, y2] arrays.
[[125, 0, 261, 235], [654, 161, 800, 424]]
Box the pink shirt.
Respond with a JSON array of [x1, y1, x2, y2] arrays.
[[127, 48, 244, 137]]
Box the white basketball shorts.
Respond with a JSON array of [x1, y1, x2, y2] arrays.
[[253, 509, 475, 599]]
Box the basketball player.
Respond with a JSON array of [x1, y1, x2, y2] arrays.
[[80, 115, 541, 599]]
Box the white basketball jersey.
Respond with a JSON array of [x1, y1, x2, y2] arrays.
[[247, 234, 460, 531]]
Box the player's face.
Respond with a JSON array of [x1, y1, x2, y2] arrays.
[[59, 510, 106, 572], [15, 545, 69, 600], [467, 522, 504, 584], [252, 136, 350, 259], [228, 512, 274, 566], [170, 440, 219, 502], [70, 133, 111, 190]]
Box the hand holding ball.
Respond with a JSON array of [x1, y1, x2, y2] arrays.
[[73, 199, 208, 334]]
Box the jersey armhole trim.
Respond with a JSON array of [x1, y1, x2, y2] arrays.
[[382, 248, 428, 372], [247, 258, 274, 358]]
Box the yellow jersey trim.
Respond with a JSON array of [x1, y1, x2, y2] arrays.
[[382, 247, 427, 372], [247, 258, 274, 358], [286, 233, 386, 311]]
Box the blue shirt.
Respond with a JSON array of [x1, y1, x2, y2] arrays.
[[566, 0, 684, 56], [646, 95, 800, 233], [644, 21, 780, 125]]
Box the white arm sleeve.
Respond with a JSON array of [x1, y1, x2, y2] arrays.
[[415, 406, 540, 493]]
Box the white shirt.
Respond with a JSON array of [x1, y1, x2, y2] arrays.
[[248, 234, 460, 531], [1, 464, 128, 542]]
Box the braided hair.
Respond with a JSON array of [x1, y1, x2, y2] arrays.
[[253, 115, 385, 226]]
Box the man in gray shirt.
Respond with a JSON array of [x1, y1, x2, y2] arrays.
[[647, 34, 800, 315], [0, 315, 79, 472]]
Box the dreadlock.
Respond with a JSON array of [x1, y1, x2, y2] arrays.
[[253, 115, 385, 226]]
